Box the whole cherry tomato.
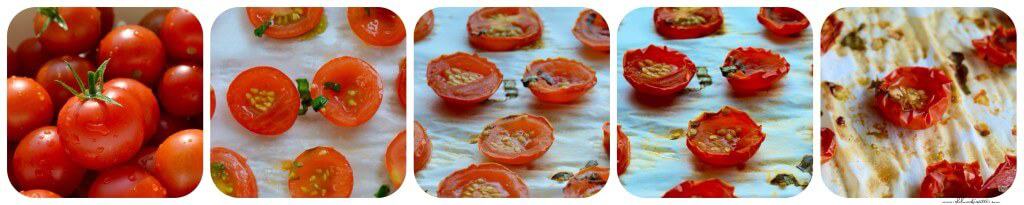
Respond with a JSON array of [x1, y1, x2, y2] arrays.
[[33, 7, 102, 55], [13, 38, 53, 77], [153, 129, 203, 197], [11, 126, 86, 196], [105, 78, 160, 142], [57, 64, 145, 169], [97, 25, 167, 87], [161, 8, 203, 62], [158, 64, 203, 117], [138, 8, 170, 33], [35, 55, 94, 108], [87, 165, 167, 197], [7, 77, 53, 142]]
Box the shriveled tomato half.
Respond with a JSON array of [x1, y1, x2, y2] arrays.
[[36, 55, 94, 108], [467, 7, 543, 51], [821, 14, 843, 54], [161, 8, 203, 62], [312, 56, 383, 127], [919, 160, 983, 198], [972, 26, 1016, 67], [980, 155, 1016, 197], [873, 66, 952, 130], [14, 38, 52, 77], [572, 9, 610, 52], [98, 25, 167, 87], [663, 178, 736, 198], [34, 7, 102, 55], [478, 114, 555, 165], [7, 77, 53, 142], [106, 78, 160, 142], [347, 7, 405, 46], [20, 189, 61, 198], [721, 47, 790, 93], [246, 7, 324, 39], [622, 44, 697, 96], [562, 166, 609, 198], [653, 7, 723, 39], [821, 128, 837, 163], [154, 129, 203, 197], [523, 58, 597, 103], [426, 52, 503, 104], [414, 10, 434, 41], [385, 128, 407, 189], [227, 66, 300, 135], [397, 57, 406, 106], [413, 121, 432, 172], [437, 163, 529, 198], [287, 146, 354, 198], [11, 126, 86, 196], [685, 106, 765, 167], [211, 147, 259, 198], [603, 121, 630, 175], [757, 7, 809, 36], [88, 165, 168, 198], [58, 65, 146, 170]]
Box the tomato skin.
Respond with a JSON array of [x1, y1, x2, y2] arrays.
[[467, 7, 543, 51], [211, 147, 259, 198], [35, 55, 94, 108], [972, 26, 1016, 67], [98, 25, 167, 87], [158, 64, 204, 117], [226, 66, 299, 135], [980, 155, 1016, 197], [33, 7, 102, 55], [58, 87, 146, 169], [105, 78, 160, 142], [663, 178, 736, 198], [11, 126, 86, 196], [139, 8, 170, 33], [88, 165, 168, 198], [426, 52, 503, 104], [821, 128, 837, 163], [152, 129, 202, 197], [603, 122, 630, 175], [98, 7, 114, 34], [478, 114, 555, 165], [13, 38, 53, 77], [7, 77, 54, 142], [397, 58, 407, 106], [133, 146, 158, 173], [523, 58, 597, 103], [821, 14, 843, 54], [413, 121, 431, 172], [20, 189, 62, 198], [347, 7, 406, 46], [653, 7, 723, 39], [6, 47, 16, 77], [756, 7, 809, 36], [385, 128, 407, 189], [562, 166, 609, 198], [287, 146, 354, 198], [685, 106, 766, 167], [312, 56, 383, 127], [437, 163, 529, 198], [414, 10, 435, 41], [572, 9, 610, 52], [873, 67, 952, 130], [919, 161, 983, 198], [722, 47, 790, 93], [622, 45, 697, 96], [161, 8, 203, 62], [246, 7, 324, 39]]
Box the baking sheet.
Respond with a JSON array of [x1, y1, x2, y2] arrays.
[[210, 7, 406, 198], [616, 7, 813, 198], [412, 7, 611, 198], [820, 8, 1016, 198]]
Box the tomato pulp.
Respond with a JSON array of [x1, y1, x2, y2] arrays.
[[622, 45, 697, 96], [227, 66, 300, 135], [653, 7, 723, 39], [478, 114, 555, 165], [347, 7, 405, 46], [312, 56, 383, 127], [721, 47, 790, 93], [246, 7, 324, 39], [572, 9, 610, 52], [522, 58, 597, 103], [426, 52, 503, 104], [873, 66, 952, 130], [467, 7, 543, 51], [437, 163, 529, 198], [211, 147, 259, 198], [685, 106, 766, 167]]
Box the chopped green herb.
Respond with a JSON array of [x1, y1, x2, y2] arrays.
[[550, 171, 574, 183], [311, 96, 328, 111], [254, 20, 272, 38], [324, 82, 341, 92], [840, 24, 866, 50], [770, 173, 800, 189], [374, 185, 390, 198], [798, 155, 813, 173]]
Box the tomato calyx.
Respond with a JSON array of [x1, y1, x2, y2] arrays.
[[55, 59, 122, 106], [36, 7, 68, 36]]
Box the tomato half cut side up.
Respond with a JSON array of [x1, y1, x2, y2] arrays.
[[426, 52, 503, 104], [873, 66, 952, 130], [413, 121, 432, 172], [348, 7, 405, 46], [312, 56, 383, 127], [211, 147, 259, 198], [414, 10, 435, 41], [821, 14, 843, 54], [603, 121, 630, 175], [756, 7, 809, 36], [980, 155, 1016, 197], [287, 146, 354, 198], [562, 166, 609, 198], [663, 178, 736, 198], [821, 128, 837, 163], [685, 106, 766, 167], [972, 26, 1016, 67], [467, 7, 543, 51], [721, 47, 790, 93], [246, 7, 324, 39], [622, 45, 697, 96], [653, 7, 723, 39], [227, 66, 300, 135], [478, 114, 555, 165], [522, 58, 597, 103], [572, 9, 610, 52], [437, 163, 529, 198], [918, 160, 983, 198], [385, 128, 406, 189]]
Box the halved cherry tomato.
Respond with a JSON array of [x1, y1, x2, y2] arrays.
[[385, 128, 407, 189], [980, 155, 1016, 197], [159, 64, 203, 117], [106, 78, 160, 142], [972, 26, 1016, 67], [227, 66, 300, 135], [161, 8, 203, 62], [347, 7, 405, 46], [413, 121, 431, 172], [653, 7, 723, 39], [437, 163, 529, 198], [287, 146, 354, 198], [57, 66, 146, 170], [821, 14, 843, 54], [13, 38, 52, 77], [572, 9, 610, 52], [523, 58, 597, 103], [7, 77, 53, 142], [757, 7, 809, 36], [35, 55, 94, 108], [562, 166, 609, 198], [11, 126, 86, 196], [88, 165, 168, 198], [139, 8, 169, 34], [622, 45, 696, 96], [312, 56, 383, 127], [133, 146, 158, 173], [467, 7, 543, 51], [246, 7, 324, 39], [98, 25, 167, 87], [821, 128, 837, 163], [685, 106, 765, 167], [211, 147, 259, 198], [721, 47, 790, 93], [919, 160, 983, 198], [873, 66, 952, 130], [397, 57, 407, 106], [33, 7, 102, 55], [603, 121, 630, 175], [414, 10, 435, 41], [478, 114, 555, 165], [21, 189, 62, 198], [426, 52, 503, 104], [663, 178, 736, 198], [153, 129, 202, 197]]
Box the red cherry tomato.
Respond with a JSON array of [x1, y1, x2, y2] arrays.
[[312, 56, 383, 127], [478, 114, 555, 165], [821, 14, 843, 54], [33, 7, 102, 55], [972, 26, 1016, 67], [663, 178, 736, 198], [721, 47, 790, 93], [227, 66, 299, 135], [138, 8, 170, 33], [572, 9, 610, 52], [57, 67, 146, 169], [413, 121, 431, 172], [152, 114, 192, 146], [347, 7, 405, 46], [161, 8, 203, 62], [6, 47, 16, 77], [246, 7, 324, 39], [426, 52, 504, 104], [87, 165, 168, 197], [523, 58, 597, 103], [287, 146, 354, 198], [603, 121, 630, 175], [414, 10, 434, 41], [756, 7, 809, 36], [385, 128, 406, 189], [919, 160, 983, 198], [158, 64, 203, 117], [105, 78, 160, 142], [562, 166, 609, 198], [133, 146, 158, 173], [20, 189, 62, 198], [685, 106, 766, 167], [98, 25, 167, 87], [437, 163, 529, 198], [7, 77, 53, 142], [211, 147, 259, 198], [821, 128, 837, 163], [11, 126, 86, 196], [653, 7, 723, 39], [622, 45, 697, 96], [152, 129, 202, 197], [98, 7, 114, 34], [873, 66, 952, 130], [35, 55, 94, 108], [397, 57, 406, 106], [467, 7, 543, 51], [13, 38, 53, 77], [980, 155, 1016, 197]]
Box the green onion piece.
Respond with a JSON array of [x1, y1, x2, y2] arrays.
[[324, 82, 341, 92], [311, 96, 328, 111], [254, 21, 272, 38], [374, 185, 390, 198]]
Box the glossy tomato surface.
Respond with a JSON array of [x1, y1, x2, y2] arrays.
[[246, 7, 324, 39], [721, 47, 790, 93], [13, 38, 52, 77], [153, 129, 203, 197], [397, 58, 406, 106], [413, 121, 432, 172], [622, 45, 696, 96], [653, 7, 723, 39], [426, 52, 503, 104], [414, 10, 435, 41], [11, 126, 86, 196], [756, 7, 809, 36], [58, 86, 146, 169], [312, 56, 383, 127], [919, 161, 983, 198], [603, 121, 630, 175], [980, 155, 1016, 197], [227, 66, 299, 135], [87, 165, 167, 197], [972, 26, 1016, 67], [873, 66, 952, 130], [385, 128, 407, 189], [7, 77, 53, 142], [211, 147, 259, 198], [523, 58, 597, 103], [821, 128, 837, 163], [663, 178, 736, 198], [138, 8, 170, 34], [685, 106, 765, 167], [287, 146, 354, 198], [467, 7, 543, 51], [437, 163, 529, 198], [478, 114, 555, 165], [572, 9, 610, 52], [347, 7, 405, 46], [33, 7, 102, 55], [562, 166, 609, 198], [35, 55, 94, 107], [105, 78, 160, 142], [158, 64, 203, 117], [98, 25, 167, 87], [161, 8, 203, 62]]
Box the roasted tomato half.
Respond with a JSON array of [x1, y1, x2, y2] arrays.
[[211, 147, 259, 198], [622, 44, 697, 96], [873, 66, 952, 130], [972, 26, 1016, 67], [312, 56, 383, 127], [756, 7, 809, 36], [347, 7, 405, 46], [11, 126, 86, 196], [821, 14, 843, 54], [980, 155, 1016, 197], [685, 106, 766, 167], [33, 7, 102, 55], [414, 10, 435, 41], [426, 52, 503, 104], [246, 7, 324, 39], [467, 7, 543, 51], [603, 121, 631, 175], [227, 66, 300, 135], [478, 114, 555, 165], [522, 58, 597, 103], [413, 121, 432, 172], [653, 7, 723, 39], [7, 77, 53, 142], [562, 166, 609, 198], [385, 128, 407, 189], [287, 146, 354, 198], [919, 160, 983, 198], [663, 178, 736, 198], [437, 163, 529, 198], [572, 9, 610, 52], [721, 47, 790, 93], [88, 165, 167, 197], [821, 128, 837, 163]]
